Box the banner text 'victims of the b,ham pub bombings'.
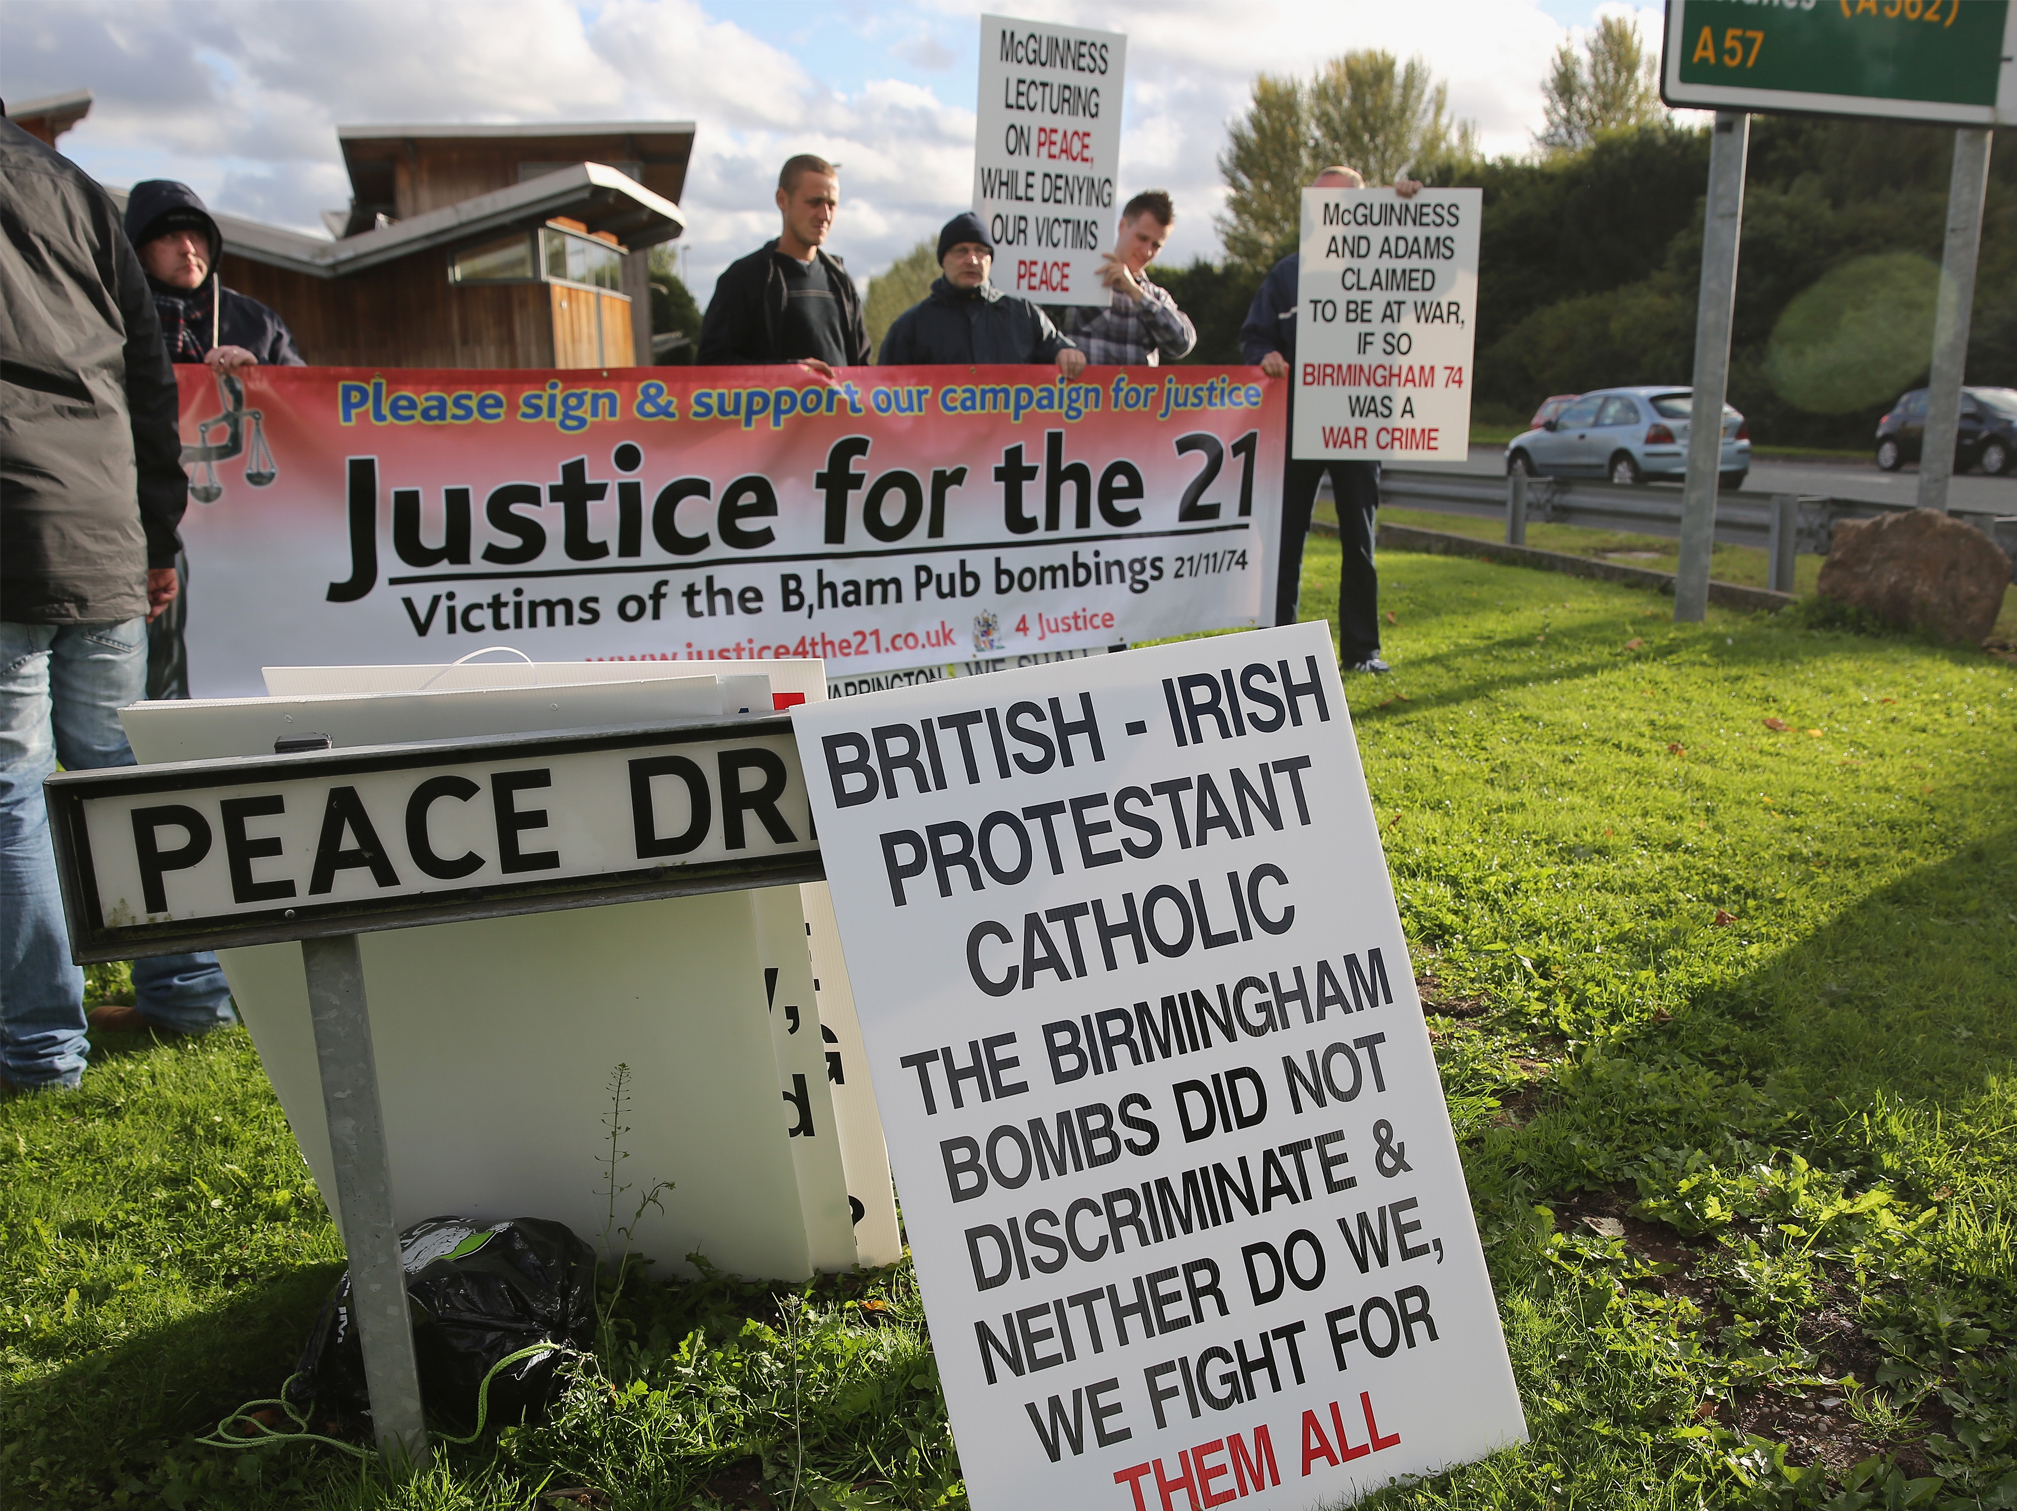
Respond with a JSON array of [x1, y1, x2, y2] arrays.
[[795, 626, 1526, 1511], [171, 365, 1282, 698]]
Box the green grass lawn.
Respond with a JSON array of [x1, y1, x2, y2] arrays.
[[1367, 503, 2017, 642], [4, 543, 2013, 1510]]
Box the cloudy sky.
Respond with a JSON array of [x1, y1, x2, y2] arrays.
[[2, 0, 1666, 297]]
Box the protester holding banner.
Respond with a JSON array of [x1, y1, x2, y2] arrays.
[[697, 154, 871, 377], [1056, 189, 1195, 366], [124, 181, 304, 702], [1243, 168, 1418, 674], [125, 181, 304, 371], [0, 123, 235, 1092], [877, 212, 1085, 376]]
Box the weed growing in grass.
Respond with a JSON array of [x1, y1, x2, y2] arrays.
[[593, 1063, 672, 1358], [2, 544, 2010, 1509]]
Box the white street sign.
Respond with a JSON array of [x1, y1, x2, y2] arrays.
[[47, 720, 816, 960], [1293, 188, 1481, 464], [795, 625, 1526, 1510], [974, 13, 1127, 307]]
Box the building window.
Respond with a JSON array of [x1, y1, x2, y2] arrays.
[[540, 226, 624, 291], [449, 232, 537, 283]]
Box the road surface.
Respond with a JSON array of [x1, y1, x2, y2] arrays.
[[1421, 446, 2014, 515]]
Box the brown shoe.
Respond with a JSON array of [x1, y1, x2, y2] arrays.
[[87, 1003, 149, 1033]]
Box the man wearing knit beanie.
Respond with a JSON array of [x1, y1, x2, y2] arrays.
[[878, 213, 1085, 376]]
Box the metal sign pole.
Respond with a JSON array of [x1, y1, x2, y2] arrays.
[[300, 934, 430, 1473], [1675, 110, 1749, 623], [1916, 128, 1994, 515]]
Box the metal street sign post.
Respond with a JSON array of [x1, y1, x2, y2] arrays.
[[1918, 129, 1994, 515], [1674, 110, 1749, 624], [45, 716, 822, 1471], [1661, 0, 2015, 616]]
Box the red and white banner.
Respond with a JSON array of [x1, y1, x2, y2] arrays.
[[172, 365, 1284, 698]]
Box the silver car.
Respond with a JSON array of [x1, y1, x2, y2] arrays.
[[1507, 387, 1750, 488]]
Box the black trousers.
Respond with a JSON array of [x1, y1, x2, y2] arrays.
[[145, 551, 190, 701], [1274, 459, 1380, 662]]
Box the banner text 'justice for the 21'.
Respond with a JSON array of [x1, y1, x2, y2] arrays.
[[172, 365, 1283, 697]]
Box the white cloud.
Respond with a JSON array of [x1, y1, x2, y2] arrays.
[[3, 0, 1620, 298]]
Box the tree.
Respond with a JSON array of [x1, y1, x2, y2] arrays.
[[1217, 53, 1478, 273], [1216, 73, 1311, 275], [864, 238, 938, 355], [1307, 51, 1475, 187], [647, 245, 701, 363], [1537, 15, 1664, 156]]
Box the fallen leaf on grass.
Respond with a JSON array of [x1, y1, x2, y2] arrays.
[[1806, 728, 1824, 737], [1624, 637, 1644, 650], [1385, 609, 1398, 624], [1583, 1216, 1625, 1238], [1763, 717, 1789, 731], [1377, 692, 1412, 708], [1880, 697, 1896, 704], [1667, 742, 1686, 755], [542, 1491, 609, 1509], [1652, 1008, 1672, 1024], [1713, 910, 1738, 926]]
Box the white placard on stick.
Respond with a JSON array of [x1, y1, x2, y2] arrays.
[[1293, 187, 1481, 463], [973, 13, 1127, 307], [795, 624, 1526, 1510]]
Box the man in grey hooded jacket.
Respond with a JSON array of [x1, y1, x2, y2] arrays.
[[1, 113, 235, 1091]]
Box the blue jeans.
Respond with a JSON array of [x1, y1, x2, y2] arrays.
[[1, 619, 235, 1089]]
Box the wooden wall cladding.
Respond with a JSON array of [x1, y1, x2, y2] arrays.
[[549, 284, 635, 368], [221, 256, 557, 370]]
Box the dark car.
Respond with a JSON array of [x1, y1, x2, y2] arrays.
[[1875, 386, 2016, 476]]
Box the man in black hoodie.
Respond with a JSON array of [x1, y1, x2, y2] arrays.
[[697, 155, 871, 374], [878, 213, 1085, 375], [124, 182, 301, 700], [124, 180, 303, 370], [1, 118, 236, 1091]]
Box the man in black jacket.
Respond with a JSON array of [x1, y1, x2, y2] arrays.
[[697, 154, 871, 374], [1, 116, 236, 1092], [1242, 167, 1419, 674], [123, 181, 304, 699], [125, 180, 304, 370], [879, 213, 1086, 375]]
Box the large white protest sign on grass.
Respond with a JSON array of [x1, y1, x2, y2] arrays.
[[1293, 187, 1482, 464], [795, 625, 1526, 1509], [974, 14, 1127, 307]]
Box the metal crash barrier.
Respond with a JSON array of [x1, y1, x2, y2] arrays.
[[1365, 469, 2017, 592]]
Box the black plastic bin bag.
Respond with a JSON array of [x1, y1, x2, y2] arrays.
[[291, 1215, 596, 1433]]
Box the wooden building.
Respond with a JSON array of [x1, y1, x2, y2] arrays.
[[132, 122, 694, 369], [5, 86, 94, 147]]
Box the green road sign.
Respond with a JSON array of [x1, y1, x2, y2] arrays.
[[1662, 0, 2015, 125]]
